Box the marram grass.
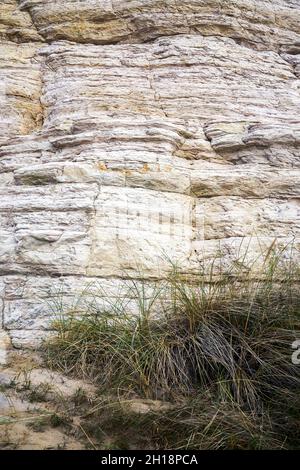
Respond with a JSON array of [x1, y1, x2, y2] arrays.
[[45, 247, 300, 449]]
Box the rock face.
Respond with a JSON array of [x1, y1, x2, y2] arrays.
[[0, 0, 299, 347]]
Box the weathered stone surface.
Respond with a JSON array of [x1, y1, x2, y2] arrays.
[[17, 0, 300, 50], [191, 168, 300, 198], [199, 197, 300, 239], [0, 330, 11, 365], [0, 1, 43, 42], [0, 1, 299, 346], [204, 122, 300, 166], [0, 41, 43, 143]]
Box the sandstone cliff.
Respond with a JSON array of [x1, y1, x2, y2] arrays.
[[0, 0, 299, 348]]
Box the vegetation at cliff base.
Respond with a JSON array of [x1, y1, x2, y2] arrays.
[[45, 247, 300, 449]]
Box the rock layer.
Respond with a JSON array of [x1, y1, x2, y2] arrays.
[[0, 1, 299, 347]]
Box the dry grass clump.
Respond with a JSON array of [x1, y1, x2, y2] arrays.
[[45, 245, 300, 449]]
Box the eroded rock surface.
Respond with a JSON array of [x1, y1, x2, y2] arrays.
[[0, 1, 299, 347]]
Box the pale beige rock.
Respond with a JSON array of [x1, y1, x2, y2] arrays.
[[0, 1, 299, 346], [18, 0, 300, 50], [0, 0, 43, 42], [0, 330, 11, 365], [191, 168, 300, 198], [204, 121, 300, 166], [200, 197, 300, 239]]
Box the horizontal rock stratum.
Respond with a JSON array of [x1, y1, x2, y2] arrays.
[[0, 0, 300, 348]]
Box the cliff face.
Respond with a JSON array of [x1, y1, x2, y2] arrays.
[[0, 0, 300, 348]]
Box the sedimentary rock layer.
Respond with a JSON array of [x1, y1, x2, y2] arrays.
[[0, 0, 299, 347], [16, 0, 300, 49]]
